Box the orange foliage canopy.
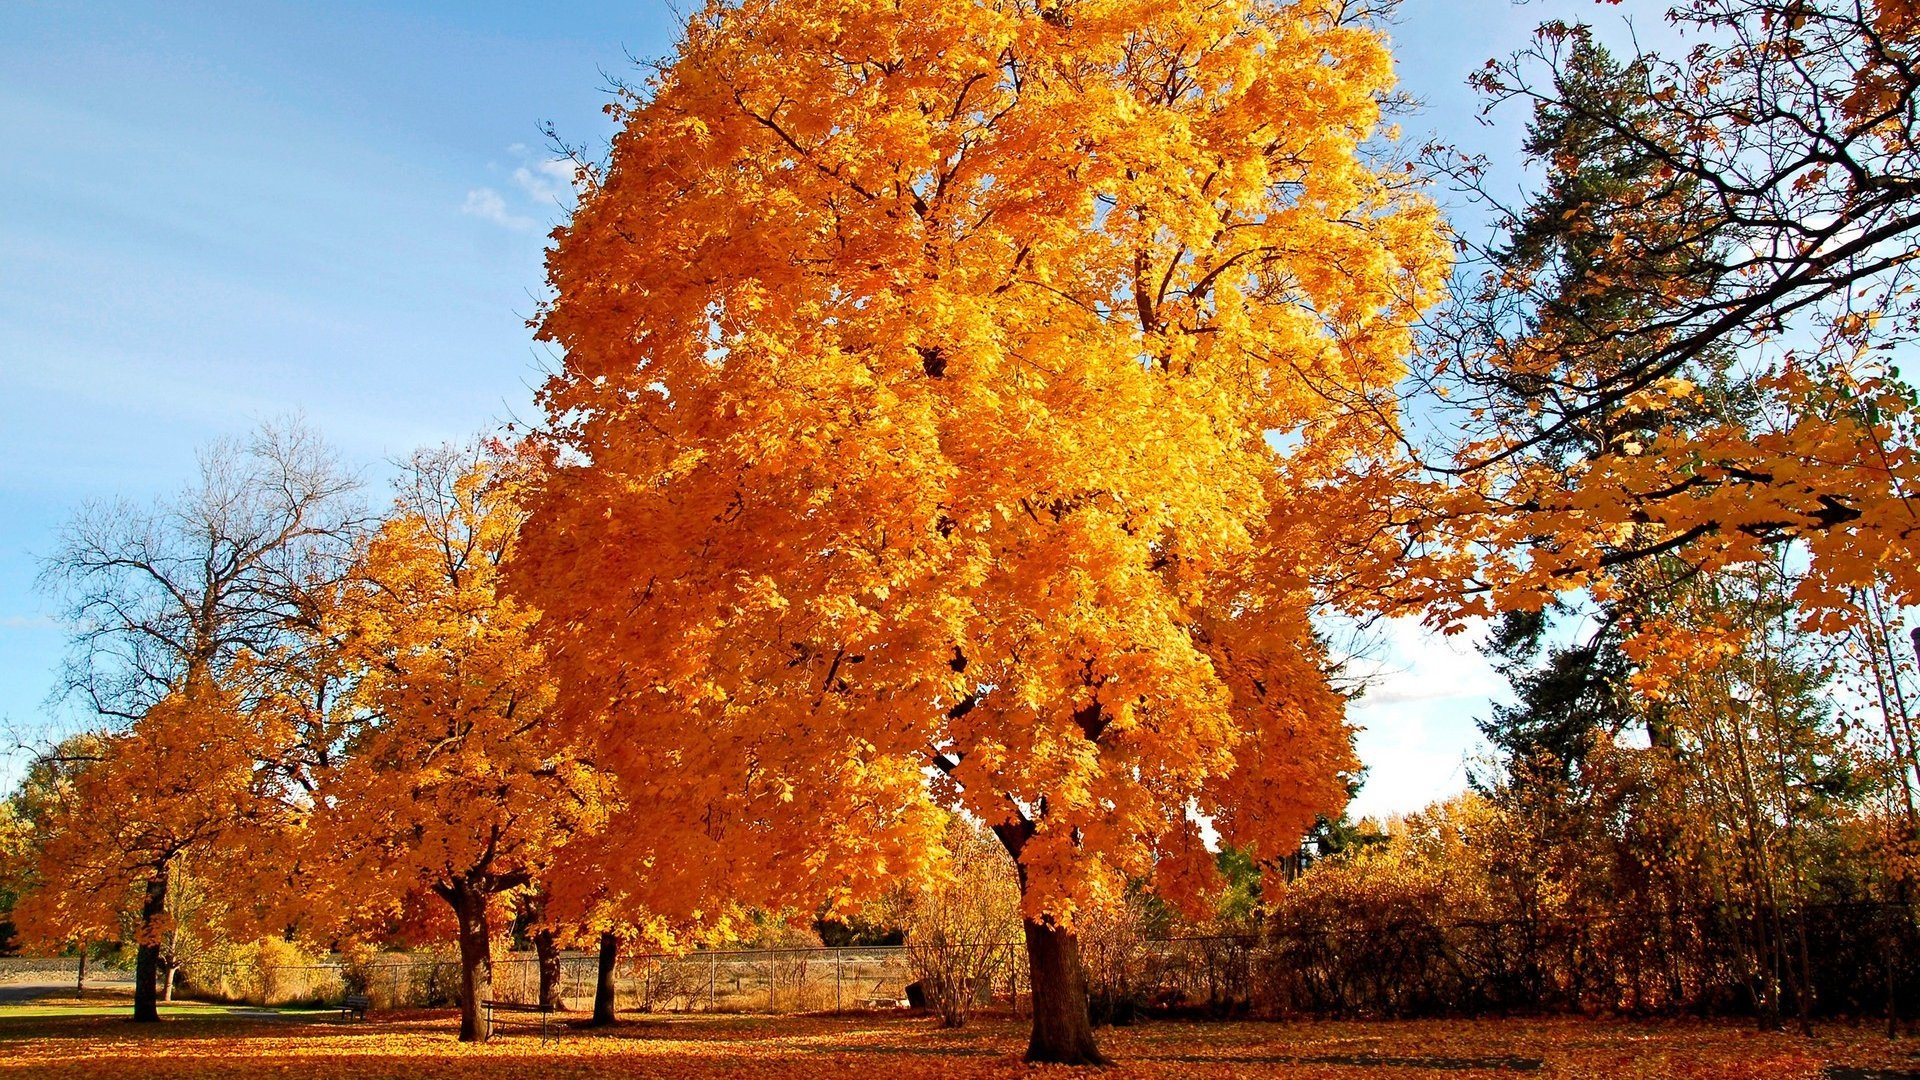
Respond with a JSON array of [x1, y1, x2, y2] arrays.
[[1409, 366, 1920, 629], [14, 684, 269, 951], [515, 0, 1447, 922]]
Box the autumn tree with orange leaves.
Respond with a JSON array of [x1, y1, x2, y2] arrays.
[[515, 0, 1446, 1063], [307, 445, 612, 1043], [11, 687, 281, 1007], [530, 805, 712, 1027], [1382, 0, 1920, 1030], [1405, 0, 1920, 944], [28, 420, 361, 1022]]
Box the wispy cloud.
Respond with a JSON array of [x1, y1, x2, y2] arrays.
[[1337, 616, 1507, 819], [461, 186, 534, 231], [462, 146, 578, 233], [0, 614, 57, 630], [512, 158, 577, 206]]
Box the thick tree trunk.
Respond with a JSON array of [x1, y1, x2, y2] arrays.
[[1021, 919, 1106, 1065], [132, 870, 169, 1022], [448, 882, 494, 1043], [534, 928, 565, 1011], [987, 814, 1107, 1064], [590, 932, 618, 1026]]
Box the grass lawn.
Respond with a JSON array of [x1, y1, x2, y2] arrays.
[[1, 998, 1918, 1078]]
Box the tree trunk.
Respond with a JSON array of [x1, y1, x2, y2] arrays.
[[988, 814, 1107, 1064], [534, 928, 565, 1011], [1793, 907, 1815, 1037], [446, 882, 494, 1043], [1021, 918, 1106, 1065], [591, 932, 618, 1026], [164, 921, 181, 1003], [132, 869, 169, 1022]]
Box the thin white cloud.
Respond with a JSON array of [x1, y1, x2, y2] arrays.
[[512, 158, 577, 206], [463, 147, 576, 232], [460, 187, 534, 232], [0, 614, 57, 630]]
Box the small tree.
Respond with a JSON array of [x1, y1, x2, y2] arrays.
[[13, 686, 274, 1020], [0, 733, 107, 958], [33, 419, 360, 1021], [306, 444, 611, 1042], [901, 819, 1022, 1027], [534, 819, 694, 1028]]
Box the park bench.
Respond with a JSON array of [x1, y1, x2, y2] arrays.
[[339, 994, 370, 1021], [482, 998, 555, 1041]]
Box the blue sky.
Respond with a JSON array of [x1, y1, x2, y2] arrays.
[[0, 0, 1597, 814]]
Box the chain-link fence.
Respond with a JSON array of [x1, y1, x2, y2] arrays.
[[22, 906, 1911, 1021], [158, 942, 1038, 1014], [0, 955, 135, 990], [488, 946, 927, 1013], [175, 946, 938, 1013], [150, 936, 1358, 1016]]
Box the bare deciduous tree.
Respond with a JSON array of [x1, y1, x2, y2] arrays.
[[40, 416, 363, 719]]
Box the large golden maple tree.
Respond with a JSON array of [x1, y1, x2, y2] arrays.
[[515, 0, 1445, 1061]]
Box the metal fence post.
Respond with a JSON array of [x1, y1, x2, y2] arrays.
[[708, 952, 717, 1012], [835, 949, 843, 1014]]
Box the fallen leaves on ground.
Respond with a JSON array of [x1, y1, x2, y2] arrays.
[[1, 1007, 1916, 1079]]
